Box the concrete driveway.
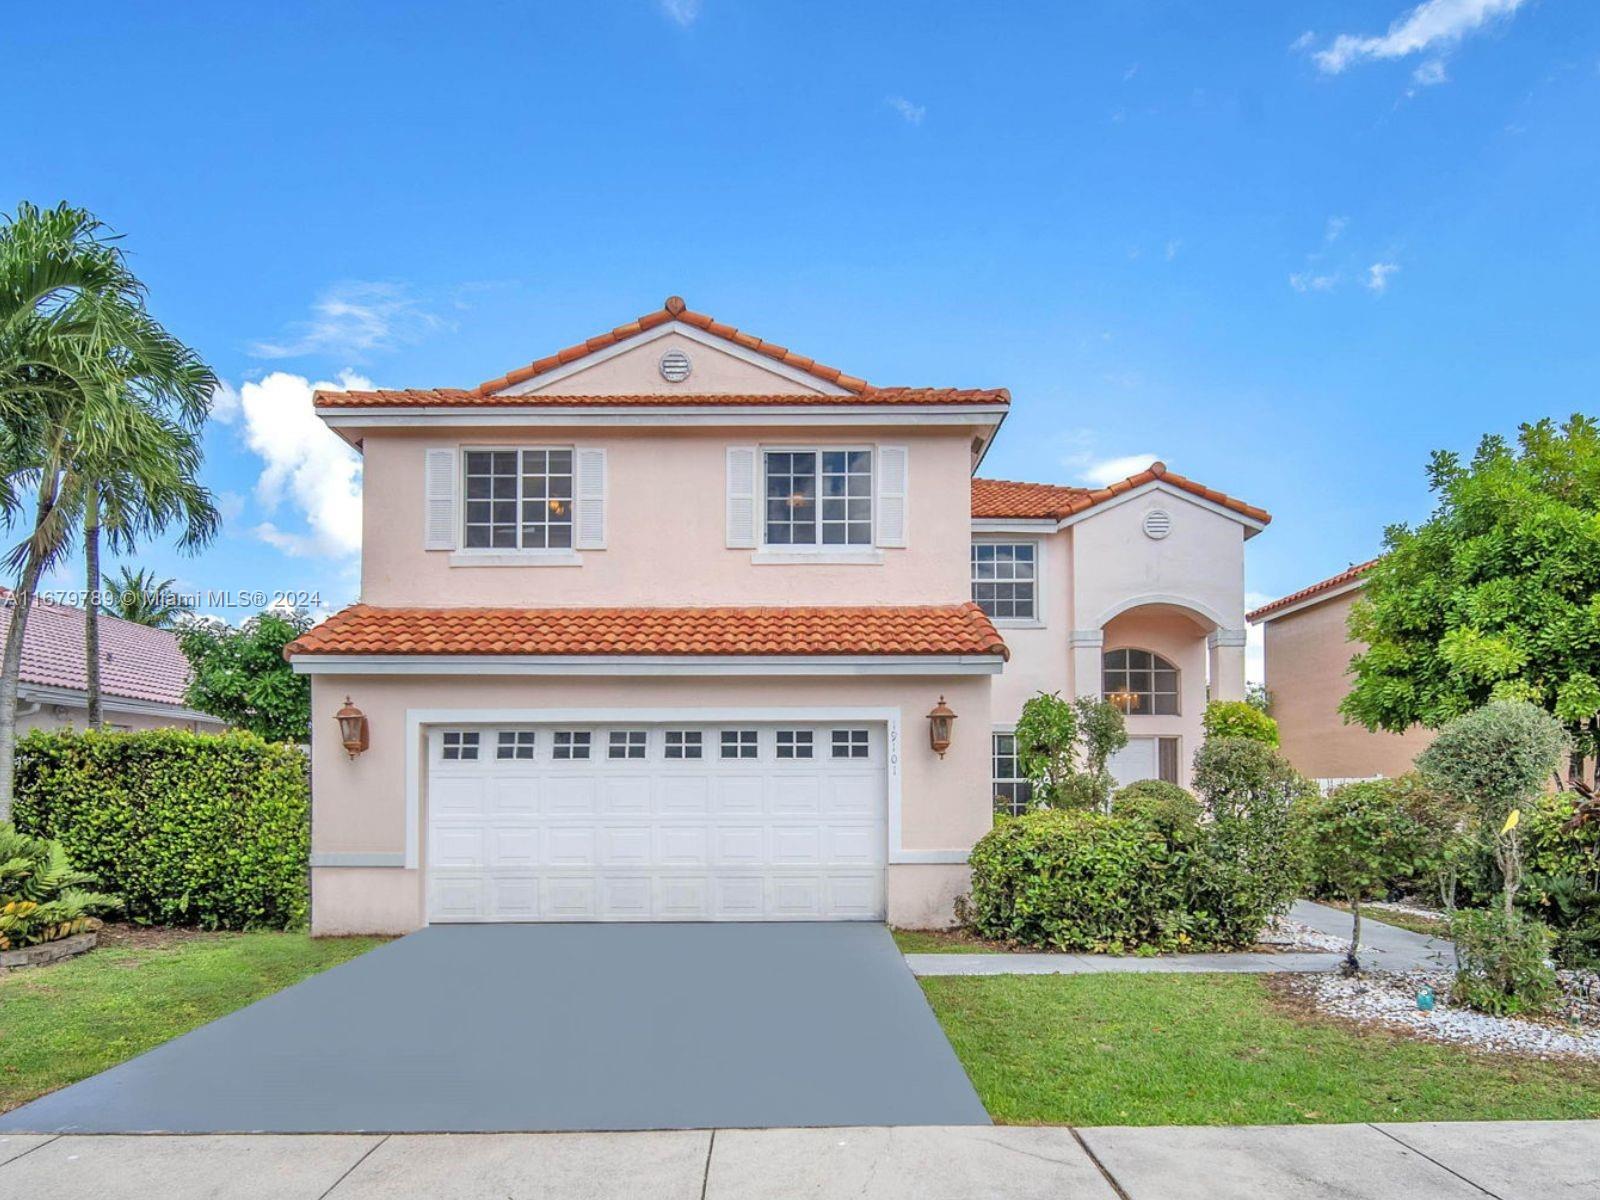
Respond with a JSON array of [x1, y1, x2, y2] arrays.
[[0, 922, 987, 1134]]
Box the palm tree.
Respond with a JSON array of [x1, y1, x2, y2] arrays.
[[100, 566, 189, 629], [0, 202, 216, 816]]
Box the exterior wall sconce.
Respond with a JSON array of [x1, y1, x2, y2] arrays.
[[927, 696, 957, 758], [335, 697, 369, 759]]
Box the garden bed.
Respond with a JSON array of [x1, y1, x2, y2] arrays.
[[1276, 967, 1600, 1061], [894, 914, 1346, 956]]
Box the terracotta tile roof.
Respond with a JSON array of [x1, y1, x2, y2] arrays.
[[972, 462, 1271, 525], [285, 603, 1008, 660], [1246, 559, 1379, 623], [0, 590, 198, 709], [314, 387, 1008, 410]]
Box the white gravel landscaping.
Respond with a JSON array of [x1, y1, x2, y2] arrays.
[[1258, 916, 1349, 954], [1282, 967, 1600, 1061]]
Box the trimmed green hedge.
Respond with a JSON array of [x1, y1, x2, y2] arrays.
[[13, 728, 309, 930]]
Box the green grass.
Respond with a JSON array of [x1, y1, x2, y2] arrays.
[[922, 973, 1600, 1126], [0, 930, 382, 1113], [1325, 901, 1450, 939], [891, 928, 1009, 954]]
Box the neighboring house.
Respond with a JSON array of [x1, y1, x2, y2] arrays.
[[286, 296, 1267, 933], [0, 590, 224, 734], [1247, 560, 1432, 785]]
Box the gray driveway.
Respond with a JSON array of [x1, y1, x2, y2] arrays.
[[0, 923, 987, 1134]]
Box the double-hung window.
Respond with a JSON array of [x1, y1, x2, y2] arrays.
[[992, 734, 1032, 816], [971, 542, 1037, 621], [463, 448, 574, 550], [764, 450, 872, 547]]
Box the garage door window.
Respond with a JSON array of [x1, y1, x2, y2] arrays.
[[664, 730, 703, 759], [776, 730, 814, 759], [608, 730, 647, 760], [721, 730, 759, 759], [496, 731, 535, 760], [441, 731, 480, 761], [832, 729, 870, 759], [553, 731, 591, 760]]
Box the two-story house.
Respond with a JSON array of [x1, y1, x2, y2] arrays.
[[287, 297, 1268, 934]]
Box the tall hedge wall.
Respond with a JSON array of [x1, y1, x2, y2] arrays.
[[13, 728, 309, 929]]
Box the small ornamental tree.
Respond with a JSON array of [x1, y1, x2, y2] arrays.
[[1417, 700, 1568, 916], [1293, 781, 1420, 973], [179, 607, 314, 742], [1072, 696, 1129, 815], [1202, 700, 1279, 747], [1013, 692, 1078, 809]]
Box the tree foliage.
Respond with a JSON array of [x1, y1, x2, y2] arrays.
[[179, 609, 313, 742], [1202, 699, 1279, 746], [101, 565, 190, 628], [1013, 692, 1128, 814], [1341, 417, 1600, 760]]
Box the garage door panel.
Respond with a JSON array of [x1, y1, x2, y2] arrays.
[[427, 721, 886, 922]]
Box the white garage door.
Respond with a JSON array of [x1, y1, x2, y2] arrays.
[[426, 720, 887, 922]]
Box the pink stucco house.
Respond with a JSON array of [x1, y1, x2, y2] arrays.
[[287, 297, 1269, 933]]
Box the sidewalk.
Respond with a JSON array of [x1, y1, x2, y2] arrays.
[[907, 900, 1454, 977], [2, 1119, 1593, 1198]]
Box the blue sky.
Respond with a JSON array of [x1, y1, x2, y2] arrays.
[[4, 1, 1598, 677]]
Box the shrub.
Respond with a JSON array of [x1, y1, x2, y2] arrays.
[[179, 608, 313, 741], [965, 809, 1189, 953], [1013, 692, 1128, 813], [1202, 700, 1279, 746], [0, 824, 119, 949], [12, 728, 309, 930], [1449, 907, 1558, 1016], [1112, 780, 1202, 840]]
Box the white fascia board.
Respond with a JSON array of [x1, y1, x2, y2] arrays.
[[970, 518, 1056, 534], [319, 406, 1008, 430], [1052, 480, 1269, 537], [1249, 577, 1367, 625], [17, 682, 223, 725], [292, 654, 1007, 677], [495, 321, 855, 397]]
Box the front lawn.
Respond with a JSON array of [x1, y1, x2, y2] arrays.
[[923, 973, 1600, 1126], [0, 926, 382, 1113]]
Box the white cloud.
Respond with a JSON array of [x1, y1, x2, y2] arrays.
[[1366, 261, 1401, 292], [231, 370, 367, 558], [1412, 57, 1450, 85], [1324, 215, 1349, 243], [657, 0, 700, 25], [1289, 30, 1317, 52], [250, 282, 445, 361], [1311, 0, 1527, 75], [1289, 270, 1340, 293], [1164, 239, 1182, 261], [885, 95, 926, 125], [1073, 453, 1163, 488], [209, 380, 241, 423]]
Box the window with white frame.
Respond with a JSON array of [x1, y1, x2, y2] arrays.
[[775, 730, 814, 759], [608, 730, 647, 760], [1102, 648, 1181, 716], [441, 730, 480, 761], [496, 730, 535, 760], [971, 542, 1037, 620], [720, 729, 759, 759], [831, 728, 870, 759], [463, 448, 574, 549], [764, 449, 872, 546], [992, 733, 1032, 816], [553, 730, 591, 760], [664, 730, 702, 760]]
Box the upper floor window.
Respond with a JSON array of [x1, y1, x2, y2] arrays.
[[463, 448, 573, 550], [972, 542, 1037, 621], [764, 450, 872, 547], [1103, 648, 1180, 716]]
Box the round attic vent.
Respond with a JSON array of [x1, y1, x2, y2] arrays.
[[1143, 509, 1173, 540], [659, 349, 692, 383]]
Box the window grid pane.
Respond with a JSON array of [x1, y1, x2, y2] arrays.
[[776, 730, 814, 759], [764, 449, 872, 546], [971, 542, 1037, 620], [819, 451, 873, 546], [1102, 648, 1181, 716], [720, 730, 759, 759], [441, 730, 480, 761], [764, 451, 816, 545], [991, 733, 1033, 816], [553, 730, 591, 760], [608, 730, 647, 760], [496, 730, 535, 760], [665, 730, 703, 760], [831, 729, 870, 759], [463, 448, 574, 550]]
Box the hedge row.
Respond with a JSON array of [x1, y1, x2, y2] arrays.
[[13, 728, 309, 929]]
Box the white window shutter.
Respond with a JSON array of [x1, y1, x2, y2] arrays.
[[726, 446, 758, 548], [876, 445, 908, 547], [575, 447, 607, 550], [423, 448, 458, 550]]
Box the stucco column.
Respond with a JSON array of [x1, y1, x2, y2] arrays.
[[1068, 629, 1104, 700], [1207, 628, 1248, 703]]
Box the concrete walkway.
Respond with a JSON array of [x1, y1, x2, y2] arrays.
[[2, 1119, 1593, 1198], [907, 900, 1454, 977]]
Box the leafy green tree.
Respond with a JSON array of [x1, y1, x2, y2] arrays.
[[1014, 691, 1078, 808], [1417, 700, 1569, 916], [100, 566, 189, 628], [1244, 682, 1272, 715], [1341, 417, 1600, 774], [1202, 699, 1279, 746], [1292, 781, 1421, 972], [179, 609, 314, 742]]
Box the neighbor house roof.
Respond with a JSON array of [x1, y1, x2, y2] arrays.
[[284, 603, 1008, 660], [0, 590, 198, 709], [1246, 559, 1380, 623], [311, 296, 1009, 411], [972, 462, 1272, 525]]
